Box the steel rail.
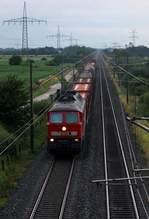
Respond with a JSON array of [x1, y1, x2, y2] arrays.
[[102, 63, 140, 219], [124, 111, 149, 218], [59, 158, 75, 219], [29, 158, 75, 219], [29, 159, 55, 219], [122, 107, 149, 218], [102, 56, 149, 217], [99, 63, 110, 219]]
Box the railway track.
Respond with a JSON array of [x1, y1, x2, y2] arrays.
[[102, 56, 149, 218], [120, 94, 149, 218], [99, 61, 140, 219], [29, 157, 75, 219]]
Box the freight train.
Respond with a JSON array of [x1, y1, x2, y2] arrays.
[[47, 60, 95, 154]]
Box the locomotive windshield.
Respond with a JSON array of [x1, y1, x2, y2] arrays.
[[50, 113, 63, 123], [66, 112, 78, 123]]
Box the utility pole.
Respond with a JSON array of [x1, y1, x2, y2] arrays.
[[29, 60, 34, 153], [3, 1, 47, 55], [126, 75, 129, 104]]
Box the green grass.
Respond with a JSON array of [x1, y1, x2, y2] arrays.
[[0, 99, 48, 208], [136, 124, 149, 165], [0, 56, 75, 98], [0, 150, 36, 208], [0, 115, 47, 208], [0, 55, 60, 87], [0, 123, 10, 142]]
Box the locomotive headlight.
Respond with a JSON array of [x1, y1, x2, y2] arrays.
[[75, 138, 79, 142], [50, 138, 54, 142], [62, 126, 67, 131]]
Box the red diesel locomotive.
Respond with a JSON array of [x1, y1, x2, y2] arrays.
[[47, 62, 95, 153]]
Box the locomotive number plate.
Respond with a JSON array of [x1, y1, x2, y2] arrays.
[[61, 132, 68, 136]]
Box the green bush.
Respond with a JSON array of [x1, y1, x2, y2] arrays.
[[33, 100, 49, 115], [9, 55, 22, 65], [138, 91, 149, 116], [41, 57, 47, 61], [0, 76, 29, 129]]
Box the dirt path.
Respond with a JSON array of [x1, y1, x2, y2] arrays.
[[34, 70, 76, 102]]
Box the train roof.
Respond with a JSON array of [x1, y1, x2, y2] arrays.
[[79, 71, 92, 78], [49, 91, 86, 113], [73, 83, 91, 92], [74, 78, 92, 84]]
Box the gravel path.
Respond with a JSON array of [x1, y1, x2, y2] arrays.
[[34, 70, 75, 102]]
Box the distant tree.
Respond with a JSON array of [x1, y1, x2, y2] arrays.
[[9, 55, 22, 65], [0, 76, 29, 129]]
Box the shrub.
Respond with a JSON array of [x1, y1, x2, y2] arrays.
[[0, 76, 29, 129], [9, 55, 22, 65], [41, 57, 47, 61], [138, 91, 149, 116]]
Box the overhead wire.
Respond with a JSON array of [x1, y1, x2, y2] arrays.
[[0, 103, 51, 156], [0, 101, 51, 147], [117, 65, 149, 87]]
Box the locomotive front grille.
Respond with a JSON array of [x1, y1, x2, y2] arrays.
[[51, 131, 78, 136]]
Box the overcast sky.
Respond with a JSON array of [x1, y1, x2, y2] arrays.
[[1, 0, 149, 48]]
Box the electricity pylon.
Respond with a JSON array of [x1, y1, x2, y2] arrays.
[[47, 25, 63, 49], [3, 1, 47, 54], [129, 29, 138, 47], [64, 33, 78, 47], [47, 25, 73, 49]]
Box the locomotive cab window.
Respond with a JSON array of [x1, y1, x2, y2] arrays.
[[66, 112, 78, 123], [50, 113, 63, 123]]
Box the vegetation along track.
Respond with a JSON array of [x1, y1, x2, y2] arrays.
[[29, 157, 75, 219], [98, 60, 140, 219]]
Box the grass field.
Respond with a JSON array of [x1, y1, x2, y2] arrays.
[[0, 55, 60, 87]]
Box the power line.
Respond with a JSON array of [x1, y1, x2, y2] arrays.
[[116, 65, 149, 87], [0, 103, 51, 156], [3, 1, 47, 54], [0, 101, 51, 148]]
